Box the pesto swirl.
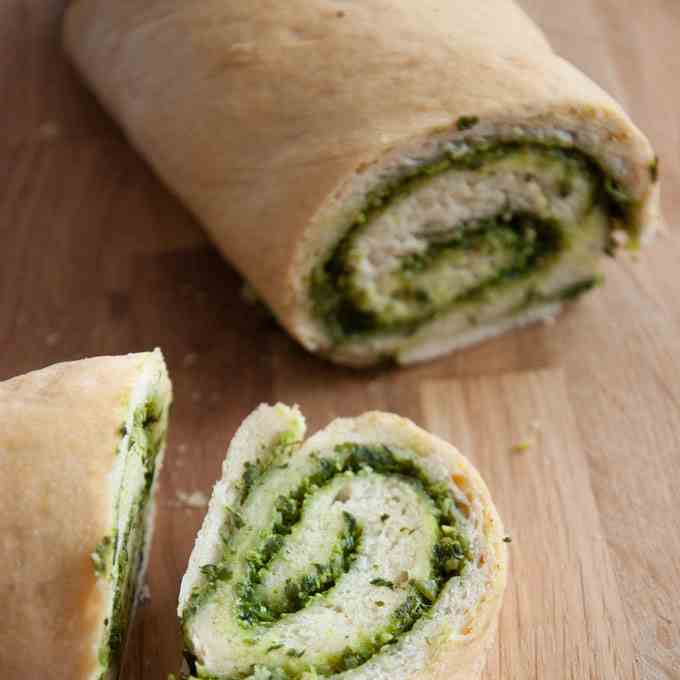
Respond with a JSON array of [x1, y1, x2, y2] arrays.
[[311, 142, 637, 344], [181, 442, 472, 680]]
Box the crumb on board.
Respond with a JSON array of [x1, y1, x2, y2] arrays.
[[182, 352, 198, 368], [511, 420, 542, 454], [176, 490, 209, 509], [511, 440, 531, 454], [45, 332, 61, 347], [36, 121, 62, 141], [139, 583, 151, 603]]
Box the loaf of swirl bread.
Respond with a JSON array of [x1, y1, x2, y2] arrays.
[[177, 404, 507, 680], [63, 0, 661, 365]]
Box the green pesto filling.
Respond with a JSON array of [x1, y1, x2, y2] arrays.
[[247, 511, 360, 620], [649, 156, 660, 183], [456, 115, 480, 131], [310, 141, 638, 343], [181, 431, 303, 623], [92, 534, 115, 578], [182, 444, 471, 680], [94, 400, 165, 680]]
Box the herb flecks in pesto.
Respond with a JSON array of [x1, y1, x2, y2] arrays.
[[236, 504, 360, 626], [239, 431, 301, 503], [91, 535, 114, 578], [456, 115, 480, 131], [650, 156, 660, 183], [556, 275, 603, 301], [604, 176, 634, 209], [200, 564, 233, 584], [96, 397, 166, 679]]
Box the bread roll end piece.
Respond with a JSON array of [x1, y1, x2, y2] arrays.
[[0, 350, 172, 679]]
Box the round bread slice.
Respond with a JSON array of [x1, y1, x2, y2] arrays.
[[178, 404, 507, 680]]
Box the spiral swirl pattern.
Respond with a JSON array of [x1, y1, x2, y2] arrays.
[[179, 405, 507, 680]]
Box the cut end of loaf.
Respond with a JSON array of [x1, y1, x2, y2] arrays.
[[289, 111, 658, 367], [92, 349, 172, 680]]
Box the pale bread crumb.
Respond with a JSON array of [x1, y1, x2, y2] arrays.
[[182, 352, 198, 368], [36, 121, 62, 141], [176, 490, 209, 508], [511, 420, 542, 454], [139, 583, 152, 603]]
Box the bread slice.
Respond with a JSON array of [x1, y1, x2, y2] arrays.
[[178, 404, 506, 680], [0, 350, 172, 679]]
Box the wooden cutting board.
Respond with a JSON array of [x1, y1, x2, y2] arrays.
[[2, 1, 679, 678]]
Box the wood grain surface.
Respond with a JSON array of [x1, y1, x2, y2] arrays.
[[2, 1, 679, 679]]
